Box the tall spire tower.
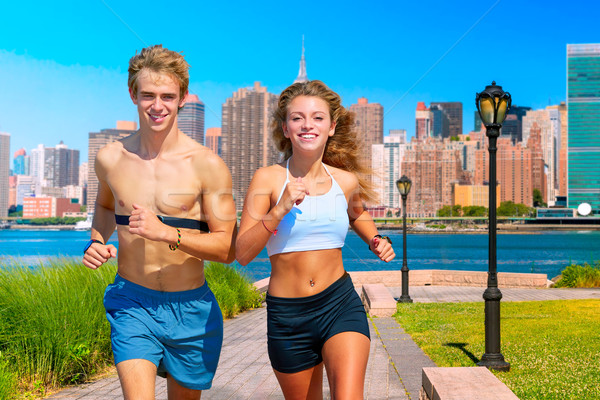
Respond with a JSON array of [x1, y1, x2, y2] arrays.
[[294, 36, 308, 83]]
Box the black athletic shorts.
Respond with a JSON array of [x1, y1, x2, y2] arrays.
[[266, 272, 370, 373]]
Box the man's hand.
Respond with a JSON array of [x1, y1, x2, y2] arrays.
[[128, 203, 167, 242], [83, 242, 117, 270]]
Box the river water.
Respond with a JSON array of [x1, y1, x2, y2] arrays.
[[1, 229, 598, 281]]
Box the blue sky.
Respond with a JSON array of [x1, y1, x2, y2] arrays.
[[1, 0, 598, 163]]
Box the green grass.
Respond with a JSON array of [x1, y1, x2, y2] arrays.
[[0, 258, 263, 398], [205, 261, 264, 318], [555, 261, 600, 288], [395, 300, 600, 400]]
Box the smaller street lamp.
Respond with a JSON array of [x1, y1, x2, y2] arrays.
[[396, 175, 413, 303]]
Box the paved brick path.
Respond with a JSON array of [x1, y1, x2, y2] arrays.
[[45, 286, 600, 400]]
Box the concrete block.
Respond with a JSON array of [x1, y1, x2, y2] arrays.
[[362, 283, 397, 317], [421, 367, 519, 400]]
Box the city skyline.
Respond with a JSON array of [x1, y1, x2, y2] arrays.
[[1, 1, 600, 162]]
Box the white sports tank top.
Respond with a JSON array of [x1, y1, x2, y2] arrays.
[[266, 160, 349, 257]]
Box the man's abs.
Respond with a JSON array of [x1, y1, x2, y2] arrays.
[[116, 228, 206, 291]]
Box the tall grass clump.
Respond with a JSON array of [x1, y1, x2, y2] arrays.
[[0, 258, 117, 397], [555, 261, 600, 288], [205, 262, 264, 318], [0, 358, 17, 400]]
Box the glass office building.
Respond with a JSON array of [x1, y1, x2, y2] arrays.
[[567, 44, 600, 214]]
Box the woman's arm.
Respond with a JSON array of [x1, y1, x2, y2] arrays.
[[236, 166, 309, 266], [345, 174, 396, 263]]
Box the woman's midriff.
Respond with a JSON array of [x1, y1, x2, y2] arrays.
[[268, 248, 345, 298]]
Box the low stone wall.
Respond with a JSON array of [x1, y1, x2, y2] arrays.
[[349, 270, 548, 289], [254, 270, 548, 295], [420, 367, 519, 399]]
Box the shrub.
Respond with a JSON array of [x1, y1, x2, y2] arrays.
[[205, 262, 264, 318], [0, 258, 116, 396], [555, 262, 600, 288]]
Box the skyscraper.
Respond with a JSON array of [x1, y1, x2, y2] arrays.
[[474, 136, 544, 207], [87, 121, 137, 212], [546, 102, 568, 196], [205, 127, 222, 156], [415, 102, 432, 141], [178, 94, 205, 144], [53, 141, 80, 188], [401, 137, 464, 217], [430, 104, 449, 138], [221, 82, 279, 210], [371, 135, 407, 208], [501, 105, 532, 143], [522, 109, 555, 204], [567, 43, 600, 214], [13, 148, 29, 175], [430, 102, 463, 137], [388, 129, 407, 144], [0, 133, 10, 217], [294, 36, 308, 83], [30, 144, 45, 191], [350, 98, 383, 174]]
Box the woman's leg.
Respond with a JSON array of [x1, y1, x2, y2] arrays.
[[274, 363, 324, 400], [322, 332, 370, 399]]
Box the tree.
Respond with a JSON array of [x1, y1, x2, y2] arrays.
[[497, 201, 533, 217], [532, 189, 546, 208], [437, 205, 453, 217], [463, 205, 487, 217], [437, 205, 462, 217]]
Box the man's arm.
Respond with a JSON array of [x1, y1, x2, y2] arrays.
[[128, 153, 237, 264], [83, 147, 118, 269]]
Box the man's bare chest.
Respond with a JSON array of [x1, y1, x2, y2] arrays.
[[107, 157, 202, 216]]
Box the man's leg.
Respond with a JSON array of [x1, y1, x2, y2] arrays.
[[166, 374, 202, 400], [116, 359, 158, 400]]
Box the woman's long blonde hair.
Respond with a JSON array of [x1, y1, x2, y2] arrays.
[[271, 80, 376, 202]]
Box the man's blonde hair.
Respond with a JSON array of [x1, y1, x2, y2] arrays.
[[128, 44, 190, 100]]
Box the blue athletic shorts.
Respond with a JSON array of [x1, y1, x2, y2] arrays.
[[266, 272, 370, 373], [103, 274, 223, 390]]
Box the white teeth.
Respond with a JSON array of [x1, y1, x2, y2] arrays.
[[301, 134, 316, 139]]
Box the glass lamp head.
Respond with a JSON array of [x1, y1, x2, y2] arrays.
[[396, 175, 412, 196], [475, 81, 512, 126]]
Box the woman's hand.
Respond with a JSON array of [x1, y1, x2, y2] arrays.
[[369, 235, 396, 263], [275, 177, 309, 215]]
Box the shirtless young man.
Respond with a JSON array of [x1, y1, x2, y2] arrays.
[[82, 45, 236, 399]]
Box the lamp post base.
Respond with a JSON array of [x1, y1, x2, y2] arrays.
[[477, 353, 510, 372], [397, 295, 413, 303]]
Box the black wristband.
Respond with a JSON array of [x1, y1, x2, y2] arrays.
[[83, 239, 104, 254]]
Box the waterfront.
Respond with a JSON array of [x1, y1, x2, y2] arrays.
[[2, 229, 599, 281]]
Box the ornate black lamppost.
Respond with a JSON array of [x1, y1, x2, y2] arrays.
[[475, 81, 511, 371], [396, 175, 413, 303]]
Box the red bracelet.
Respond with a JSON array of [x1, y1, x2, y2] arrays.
[[261, 219, 278, 235]]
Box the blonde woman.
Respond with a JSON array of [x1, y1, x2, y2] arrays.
[[236, 80, 395, 399]]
